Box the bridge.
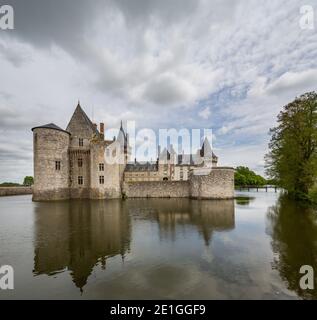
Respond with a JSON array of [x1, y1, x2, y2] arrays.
[[236, 185, 279, 192]]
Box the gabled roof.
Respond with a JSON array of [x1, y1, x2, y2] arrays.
[[66, 102, 99, 135], [31, 123, 70, 135]]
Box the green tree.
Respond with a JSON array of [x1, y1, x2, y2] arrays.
[[265, 92, 317, 200], [23, 176, 34, 186], [234, 166, 266, 186], [0, 182, 21, 187]]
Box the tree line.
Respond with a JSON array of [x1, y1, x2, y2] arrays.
[[0, 176, 34, 187], [234, 166, 267, 187]]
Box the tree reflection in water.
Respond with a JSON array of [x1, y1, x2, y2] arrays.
[[267, 195, 317, 299]]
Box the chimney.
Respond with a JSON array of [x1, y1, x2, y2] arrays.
[[100, 123, 104, 134]]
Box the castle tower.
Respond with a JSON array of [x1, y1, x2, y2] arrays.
[[32, 123, 70, 201], [66, 102, 98, 199]]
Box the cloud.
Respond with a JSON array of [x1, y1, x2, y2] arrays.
[[143, 72, 197, 105], [110, 0, 200, 25], [218, 126, 232, 135], [0, 0, 317, 181], [266, 69, 317, 96], [198, 107, 211, 120]]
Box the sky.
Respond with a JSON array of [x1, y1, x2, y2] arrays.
[[0, 0, 316, 183]]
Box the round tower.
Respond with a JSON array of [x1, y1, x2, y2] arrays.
[[32, 123, 70, 201]]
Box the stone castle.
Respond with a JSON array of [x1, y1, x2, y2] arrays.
[[32, 103, 234, 201]]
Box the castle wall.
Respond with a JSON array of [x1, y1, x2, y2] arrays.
[[123, 180, 190, 198], [173, 165, 190, 181], [101, 143, 123, 199], [123, 167, 234, 199], [124, 170, 161, 182], [89, 142, 106, 199], [102, 162, 122, 199], [0, 187, 33, 197], [190, 167, 235, 199], [69, 148, 91, 199], [89, 142, 121, 199], [33, 128, 70, 201]]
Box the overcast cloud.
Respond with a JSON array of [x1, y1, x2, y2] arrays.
[[0, 0, 316, 182]]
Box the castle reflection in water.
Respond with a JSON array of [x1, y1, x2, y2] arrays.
[[33, 199, 235, 291]]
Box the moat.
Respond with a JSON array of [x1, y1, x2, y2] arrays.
[[0, 192, 317, 299]]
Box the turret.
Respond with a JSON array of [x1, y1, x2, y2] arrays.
[[32, 123, 70, 201], [200, 137, 214, 168]]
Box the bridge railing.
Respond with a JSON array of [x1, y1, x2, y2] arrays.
[[235, 185, 279, 192]]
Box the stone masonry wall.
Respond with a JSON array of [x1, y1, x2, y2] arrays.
[[123, 167, 234, 199], [33, 128, 70, 201], [89, 142, 122, 199], [190, 167, 235, 199], [123, 180, 189, 198], [0, 187, 33, 197]]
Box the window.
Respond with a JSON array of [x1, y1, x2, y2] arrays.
[[180, 172, 183, 180], [55, 161, 61, 171], [99, 176, 104, 184], [79, 138, 83, 147], [78, 158, 83, 167], [78, 176, 83, 185], [99, 163, 104, 171]]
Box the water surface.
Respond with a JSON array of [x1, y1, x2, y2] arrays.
[[0, 191, 316, 299]]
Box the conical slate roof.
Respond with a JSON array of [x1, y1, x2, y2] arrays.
[[117, 120, 129, 151], [31, 123, 70, 135], [66, 102, 99, 137], [200, 137, 217, 159]]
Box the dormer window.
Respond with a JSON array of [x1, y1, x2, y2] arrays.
[[79, 138, 83, 147]]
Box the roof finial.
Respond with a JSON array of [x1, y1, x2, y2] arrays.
[[77, 99, 80, 107], [120, 120, 123, 130]]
